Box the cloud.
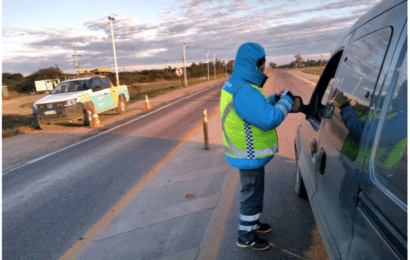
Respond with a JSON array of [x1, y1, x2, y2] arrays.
[[3, 0, 381, 73]]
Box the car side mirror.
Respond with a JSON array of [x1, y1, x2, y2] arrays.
[[290, 96, 307, 114], [322, 102, 335, 119], [93, 86, 102, 92]]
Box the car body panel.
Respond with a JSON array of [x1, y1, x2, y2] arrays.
[[294, 0, 407, 259]]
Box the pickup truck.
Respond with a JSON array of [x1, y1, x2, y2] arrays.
[[33, 75, 130, 130]]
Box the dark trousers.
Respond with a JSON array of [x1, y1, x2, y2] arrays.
[[238, 166, 265, 241]]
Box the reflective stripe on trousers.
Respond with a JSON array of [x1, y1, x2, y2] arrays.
[[238, 167, 264, 241]]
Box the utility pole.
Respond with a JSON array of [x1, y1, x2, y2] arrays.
[[165, 60, 168, 73], [225, 58, 228, 77], [108, 13, 120, 86], [207, 50, 210, 80], [320, 53, 323, 67], [72, 46, 81, 75], [182, 42, 188, 87], [214, 53, 216, 79]]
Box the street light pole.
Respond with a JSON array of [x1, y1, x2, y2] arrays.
[[108, 14, 119, 86], [207, 50, 210, 80], [214, 54, 216, 80], [225, 58, 228, 77], [182, 42, 188, 87]]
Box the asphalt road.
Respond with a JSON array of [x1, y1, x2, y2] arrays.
[[2, 70, 327, 260], [2, 83, 222, 260]]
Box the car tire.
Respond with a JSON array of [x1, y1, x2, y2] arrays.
[[83, 107, 93, 126], [295, 161, 307, 198], [116, 96, 127, 114]]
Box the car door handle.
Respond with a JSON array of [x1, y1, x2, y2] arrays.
[[316, 149, 326, 175], [310, 139, 318, 154]]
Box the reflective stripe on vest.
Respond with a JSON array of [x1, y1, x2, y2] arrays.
[[221, 85, 278, 159]]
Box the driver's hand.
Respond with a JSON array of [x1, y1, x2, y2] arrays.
[[292, 97, 301, 111]]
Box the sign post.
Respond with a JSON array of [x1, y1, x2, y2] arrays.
[[175, 67, 184, 87]]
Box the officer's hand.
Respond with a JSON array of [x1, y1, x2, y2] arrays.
[[281, 90, 295, 101]]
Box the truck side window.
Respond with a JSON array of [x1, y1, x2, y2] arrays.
[[373, 50, 407, 203], [101, 78, 110, 89], [90, 78, 102, 90], [329, 27, 392, 160]]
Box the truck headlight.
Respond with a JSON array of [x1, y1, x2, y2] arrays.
[[64, 99, 77, 107]]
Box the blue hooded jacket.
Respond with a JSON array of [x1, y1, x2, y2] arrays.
[[222, 42, 294, 169]]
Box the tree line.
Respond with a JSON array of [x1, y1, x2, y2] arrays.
[[3, 59, 234, 93], [269, 54, 328, 69]]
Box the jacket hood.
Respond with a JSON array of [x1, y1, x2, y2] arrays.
[[233, 42, 267, 87]]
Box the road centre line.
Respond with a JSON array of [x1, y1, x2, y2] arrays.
[[3, 84, 221, 176], [59, 106, 221, 260]]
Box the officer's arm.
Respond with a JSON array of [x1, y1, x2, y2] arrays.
[[233, 86, 294, 131]]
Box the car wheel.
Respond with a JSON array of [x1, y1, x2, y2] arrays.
[[116, 96, 127, 114], [83, 108, 93, 126], [295, 161, 307, 198]]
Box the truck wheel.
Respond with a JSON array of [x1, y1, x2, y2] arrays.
[[116, 96, 127, 114], [295, 161, 307, 198], [83, 108, 93, 126]]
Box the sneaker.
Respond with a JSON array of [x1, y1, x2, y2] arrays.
[[256, 222, 272, 234], [236, 235, 271, 250]]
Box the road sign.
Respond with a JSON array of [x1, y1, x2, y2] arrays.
[[175, 67, 183, 76]]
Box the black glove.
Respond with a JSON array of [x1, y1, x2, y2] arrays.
[[282, 90, 295, 101]]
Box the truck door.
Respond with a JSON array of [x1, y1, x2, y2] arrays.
[[101, 77, 116, 109], [90, 78, 110, 112]]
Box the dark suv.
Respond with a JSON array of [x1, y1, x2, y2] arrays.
[[294, 0, 407, 259]]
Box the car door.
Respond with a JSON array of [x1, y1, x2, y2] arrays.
[[315, 4, 406, 259], [297, 36, 349, 198], [90, 78, 110, 112], [349, 23, 407, 260]]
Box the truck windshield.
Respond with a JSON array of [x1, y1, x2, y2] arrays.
[[51, 80, 90, 94]]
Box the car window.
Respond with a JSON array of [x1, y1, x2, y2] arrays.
[[101, 78, 111, 89], [373, 50, 407, 203], [329, 27, 392, 160], [51, 80, 90, 94], [307, 51, 343, 125], [90, 78, 102, 90]]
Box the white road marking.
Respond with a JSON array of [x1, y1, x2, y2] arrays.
[[287, 71, 316, 86]]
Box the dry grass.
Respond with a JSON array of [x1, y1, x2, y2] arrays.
[[2, 114, 38, 138], [301, 67, 324, 76]]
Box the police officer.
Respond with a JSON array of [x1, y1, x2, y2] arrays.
[[220, 42, 295, 250]]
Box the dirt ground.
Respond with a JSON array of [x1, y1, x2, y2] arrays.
[[2, 70, 319, 170]]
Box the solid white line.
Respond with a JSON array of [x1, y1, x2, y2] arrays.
[[3, 84, 221, 175]]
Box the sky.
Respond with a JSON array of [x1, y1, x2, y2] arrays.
[[2, 0, 382, 75]]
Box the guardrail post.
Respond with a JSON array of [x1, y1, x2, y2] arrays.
[[202, 108, 210, 150]]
